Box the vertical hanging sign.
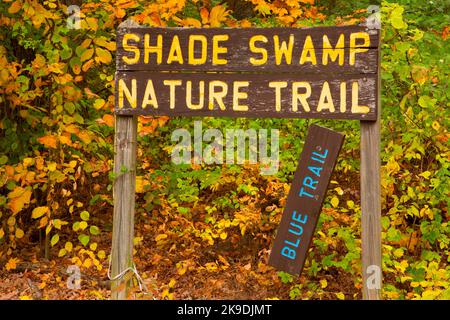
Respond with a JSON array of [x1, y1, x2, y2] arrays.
[[268, 124, 344, 275]]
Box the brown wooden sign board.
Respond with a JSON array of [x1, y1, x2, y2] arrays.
[[116, 26, 379, 74], [115, 25, 379, 121], [268, 124, 344, 276]]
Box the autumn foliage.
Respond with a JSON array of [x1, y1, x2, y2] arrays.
[[0, 0, 449, 300]]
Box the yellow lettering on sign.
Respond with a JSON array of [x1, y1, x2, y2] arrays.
[[317, 81, 335, 112], [351, 81, 369, 113], [186, 81, 205, 110], [208, 81, 227, 110], [323, 34, 344, 66], [144, 34, 163, 64], [349, 32, 370, 65], [274, 35, 294, 65], [299, 36, 317, 65], [118, 78, 136, 108], [340, 82, 347, 112], [163, 80, 182, 109], [122, 34, 140, 65], [188, 35, 207, 65], [233, 81, 249, 111], [167, 35, 183, 64], [142, 80, 158, 109], [292, 82, 311, 112], [269, 82, 288, 112], [249, 35, 268, 66], [212, 35, 229, 65]]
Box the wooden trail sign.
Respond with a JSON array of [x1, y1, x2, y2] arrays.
[[112, 22, 382, 300], [268, 125, 344, 275]]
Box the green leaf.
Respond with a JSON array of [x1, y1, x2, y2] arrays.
[[50, 234, 59, 247], [89, 225, 100, 235], [418, 96, 436, 108], [72, 221, 80, 231], [80, 210, 90, 221], [78, 234, 90, 246], [0, 155, 8, 165]]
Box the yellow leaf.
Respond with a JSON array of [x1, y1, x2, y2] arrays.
[[79, 221, 88, 230], [334, 187, 344, 195], [69, 160, 77, 168], [65, 242, 73, 252], [335, 292, 345, 300], [80, 48, 94, 62], [19, 295, 32, 300], [47, 162, 57, 171], [320, 279, 328, 288], [432, 121, 440, 131], [8, 187, 32, 215], [155, 234, 168, 242], [58, 249, 67, 257], [220, 232, 227, 240], [38, 135, 58, 149], [181, 18, 202, 27], [93, 98, 105, 110], [95, 47, 112, 64], [90, 242, 98, 251], [347, 200, 355, 209], [8, 1, 22, 14], [5, 257, 19, 271], [83, 258, 92, 268], [135, 176, 148, 193], [168, 279, 176, 288], [330, 196, 339, 208], [15, 228, 24, 239], [77, 131, 91, 144], [97, 250, 106, 259], [32, 206, 49, 219], [39, 216, 48, 228], [0, 228, 4, 239], [209, 5, 229, 27]]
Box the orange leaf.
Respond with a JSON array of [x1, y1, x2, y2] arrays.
[[5, 258, 19, 271], [80, 48, 94, 62], [8, 187, 32, 215], [95, 47, 112, 64], [38, 135, 58, 149], [102, 114, 114, 127], [200, 7, 209, 25], [209, 5, 229, 27], [77, 131, 91, 144], [8, 1, 22, 14]]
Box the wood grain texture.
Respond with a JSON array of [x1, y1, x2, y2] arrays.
[[268, 124, 344, 275], [111, 115, 137, 300], [114, 72, 377, 120], [360, 37, 381, 300], [116, 26, 379, 74]]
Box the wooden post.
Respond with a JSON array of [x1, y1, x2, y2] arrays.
[[111, 115, 137, 300], [360, 40, 382, 299]]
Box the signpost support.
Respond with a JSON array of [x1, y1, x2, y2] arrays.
[[111, 115, 137, 299], [360, 44, 382, 299]]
